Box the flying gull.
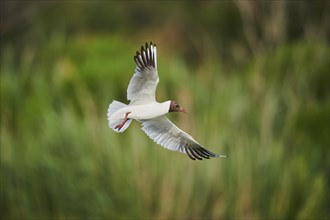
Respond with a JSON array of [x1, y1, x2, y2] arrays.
[[107, 42, 226, 160]]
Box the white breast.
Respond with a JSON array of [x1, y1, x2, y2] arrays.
[[110, 101, 171, 121]]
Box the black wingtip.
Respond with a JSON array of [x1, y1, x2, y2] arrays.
[[185, 144, 226, 161], [144, 41, 156, 50], [134, 42, 157, 69]]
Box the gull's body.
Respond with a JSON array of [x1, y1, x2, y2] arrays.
[[107, 42, 226, 160], [110, 101, 170, 121]]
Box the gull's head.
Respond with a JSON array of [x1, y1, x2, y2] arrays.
[[169, 101, 187, 114]]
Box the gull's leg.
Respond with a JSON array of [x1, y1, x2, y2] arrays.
[[115, 112, 131, 131]]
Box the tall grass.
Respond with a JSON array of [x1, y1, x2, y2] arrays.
[[1, 35, 329, 219]]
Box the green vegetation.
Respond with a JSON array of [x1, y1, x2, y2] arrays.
[[1, 1, 329, 219]]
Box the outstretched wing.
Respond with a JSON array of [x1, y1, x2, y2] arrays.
[[140, 116, 226, 160], [127, 42, 159, 105]]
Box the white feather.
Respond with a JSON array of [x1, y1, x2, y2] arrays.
[[107, 101, 132, 133], [127, 44, 159, 105], [140, 116, 224, 160]]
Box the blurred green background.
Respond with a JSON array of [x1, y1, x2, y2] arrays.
[[1, 1, 329, 219]]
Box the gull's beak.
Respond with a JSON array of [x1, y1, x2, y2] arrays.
[[180, 108, 187, 114]]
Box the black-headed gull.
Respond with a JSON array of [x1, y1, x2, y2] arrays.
[[107, 42, 226, 160]]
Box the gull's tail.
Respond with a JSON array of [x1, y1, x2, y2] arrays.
[[107, 101, 132, 133]]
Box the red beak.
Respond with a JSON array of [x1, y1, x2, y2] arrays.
[[180, 108, 187, 114]]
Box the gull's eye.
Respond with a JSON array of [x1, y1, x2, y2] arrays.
[[175, 104, 179, 108]]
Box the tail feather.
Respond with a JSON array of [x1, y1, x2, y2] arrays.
[[107, 101, 132, 133]]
